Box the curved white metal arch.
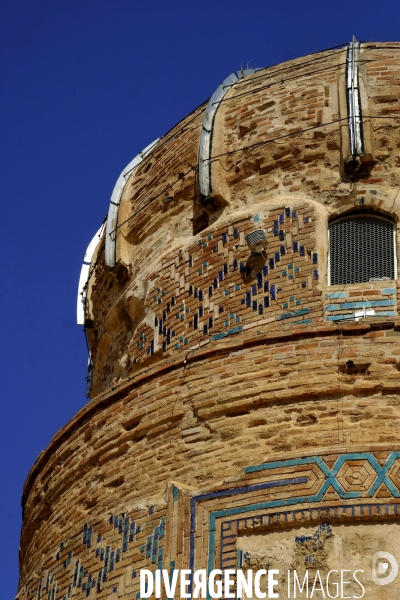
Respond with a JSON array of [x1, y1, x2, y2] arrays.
[[77, 221, 106, 325], [198, 69, 258, 198], [105, 138, 160, 267]]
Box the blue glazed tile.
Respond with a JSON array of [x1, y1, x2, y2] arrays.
[[285, 207, 291, 217], [280, 245, 286, 256], [326, 314, 356, 321], [295, 267, 301, 273], [275, 252, 280, 262], [203, 262, 207, 268], [230, 312, 235, 319], [273, 220, 279, 235], [270, 285, 276, 300], [294, 318, 312, 324], [292, 210, 297, 219], [279, 213, 284, 224], [254, 214, 260, 222], [224, 320, 229, 327], [371, 299, 396, 307], [293, 308, 311, 317], [252, 284, 257, 295], [263, 265, 269, 276], [233, 258, 238, 270], [235, 284, 241, 291], [281, 270, 287, 277], [296, 299, 302, 306], [288, 274, 294, 280], [283, 302, 288, 309], [382, 288, 396, 295], [341, 302, 360, 309], [276, 312, 293, 321], [329, 292, 346, 300], [219, 306, 224, 313], [304, 216, 309, 223], [212, 332, 228, 341], [375, 310, 396, 316], [236, 316, 241, 322], [224, 289, 229, 296], [241, 298, 245, 304], [222, 232, 228, 243], [175, 343, 179, 350], [313, 269, 319, 279], [279, 230, 285, 241], [300, 245, 305, 256], [293, 241, 298, 252], [289, 295, 294, 301], [227, 326, 243, 335], [198, 269, 202, 275], [234, 227, 239, 239], [313, 253, 318, 264], [269, 258, 275, 269]]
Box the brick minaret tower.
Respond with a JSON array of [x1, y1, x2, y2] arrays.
[[18, 41, 400, 599]]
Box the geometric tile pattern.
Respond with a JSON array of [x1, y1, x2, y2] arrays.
[[183, 451, 400, 599]]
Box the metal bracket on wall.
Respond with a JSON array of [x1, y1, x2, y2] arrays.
[[105, 138, 160, 267], [198, 69, 259, 199], [346, 36, 364, 157]]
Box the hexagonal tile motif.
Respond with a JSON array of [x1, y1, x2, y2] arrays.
[[336, 459, 377, 494], [387, 458, 400, 493]]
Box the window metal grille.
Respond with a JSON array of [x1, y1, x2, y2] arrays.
[[329, 215, 396, 285]]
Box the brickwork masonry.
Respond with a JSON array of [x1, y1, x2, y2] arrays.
[[17, 42, 400, 600]]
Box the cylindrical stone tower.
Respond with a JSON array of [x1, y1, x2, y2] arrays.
[[18, 41, 400, 599]]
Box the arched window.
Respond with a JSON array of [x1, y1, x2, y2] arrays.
[[329, 214, 396, 285]]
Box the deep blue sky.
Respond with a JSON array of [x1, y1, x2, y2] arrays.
[[2, 0, 400, 596]]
